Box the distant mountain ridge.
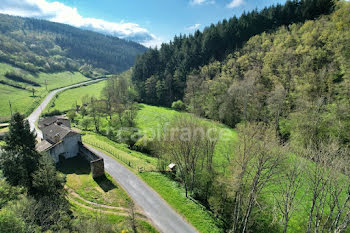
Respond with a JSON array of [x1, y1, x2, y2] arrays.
[[0, 14, 147, 76]]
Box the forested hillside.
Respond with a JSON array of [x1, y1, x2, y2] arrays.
[[183, 1, 350, 147], [132, 0, 335, 106], [0, 14, 147, 76]]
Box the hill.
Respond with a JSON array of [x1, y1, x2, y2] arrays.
[[183, 1, 350, 147], [132, 0, 335, 106], [0, 13, 147, 76]]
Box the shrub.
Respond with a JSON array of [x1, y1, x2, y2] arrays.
[[0, 208, 25, 233], [43, 110, 62, 117], [133, 136, 153, 154], [171, 100, 186, 111]]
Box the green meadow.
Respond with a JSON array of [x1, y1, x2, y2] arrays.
[[0, 62, 90, 122], [45, 80, 106, 113]]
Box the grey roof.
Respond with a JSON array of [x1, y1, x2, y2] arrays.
[[42, 124, 78, 142], [38, 116, 68, 129], [36, 140, 53, 152]]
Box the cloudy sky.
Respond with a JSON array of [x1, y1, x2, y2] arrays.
[[0, 0, 287, 47]]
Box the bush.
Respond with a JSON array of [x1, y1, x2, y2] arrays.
[[0, 209, 25, 233], [133, 136, 153, 154], [42, 109, 62, 117], [116, 128, 141, 147], [171, 100, 186, 111]]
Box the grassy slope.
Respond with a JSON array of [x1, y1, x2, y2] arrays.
[[45, 80, 106, 113], [71, 203, 158, 233], [58, 155, 130, 207], [0, 62, 89, 121], [58, 155, 157, 233], [136, 104, 237, 171]]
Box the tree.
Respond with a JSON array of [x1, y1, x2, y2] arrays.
[[67, 110, 76, 122], [273, 157, 304, 233], [171, 100, 186, 111], [32, 155, 65, 197], [0, 113, 40, 190], [80, 118, 91, 130], [304, 141, 350, 233], [230, 123, 285, 233], [159, 115, 218, 197], [0, 208, 25, 233]]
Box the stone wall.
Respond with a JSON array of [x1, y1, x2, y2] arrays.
[[79, 143, 105, 178], [91, 159, 105, 179]]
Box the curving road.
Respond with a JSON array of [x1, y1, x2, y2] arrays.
[[27, 78, 105, 138], [27, 79, 198, 233]]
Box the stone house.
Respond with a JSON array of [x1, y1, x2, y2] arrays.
[[37, 122, 81, 163], [36, 116, 104, 178]]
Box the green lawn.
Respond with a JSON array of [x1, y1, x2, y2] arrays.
[[83, 132, 157, 172], [58, 155, 130, 208], [0, 62, 90, 121], [71, 201, 158, 233], [45, 80, 106, 113]]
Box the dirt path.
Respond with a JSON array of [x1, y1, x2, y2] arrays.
[[66, 186, 148, 221]]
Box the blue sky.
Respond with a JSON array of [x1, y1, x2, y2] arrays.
[[0, 0, 287, 47]]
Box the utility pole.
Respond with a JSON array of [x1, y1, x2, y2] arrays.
[[45, 79, 48, 91], [9, 100, 13, 117]]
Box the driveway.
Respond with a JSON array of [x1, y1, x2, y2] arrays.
[[86, 145, 198, 233]]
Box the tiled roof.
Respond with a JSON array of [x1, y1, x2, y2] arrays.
[[36, 140, 53, 152], [42, 124, 78, 142]]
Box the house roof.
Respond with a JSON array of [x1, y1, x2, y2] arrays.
[[38, 115, 68, 129], [36, 140, 53, 152], [42, 123, 78, 142]]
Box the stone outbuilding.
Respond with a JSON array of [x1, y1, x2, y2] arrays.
[[36, 116, 104, 178]]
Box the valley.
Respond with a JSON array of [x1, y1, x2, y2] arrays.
[[1, 0, 350, 233]]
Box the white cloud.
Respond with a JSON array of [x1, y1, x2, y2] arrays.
[[0, 0, 162, 48], [186, 24, 201, 31], [190, 0, 215, 6], [227, 0, 245, 8]]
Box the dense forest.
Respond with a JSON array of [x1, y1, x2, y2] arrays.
[[0, 14, 147, 76], [132, 0, 335, 106]]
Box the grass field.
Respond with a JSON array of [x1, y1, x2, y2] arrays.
[[45, 80, 106, 113], [58, 155, 158, 233], [71, 203, 158, 233], [0, 62, 90, 121], [136, 104, 237, 171]]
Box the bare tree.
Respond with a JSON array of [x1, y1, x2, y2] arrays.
[[160, 115, 218, 198], [230, 123, 285, 233], [273, 156, 304, 233], [304, 141, 350, 233]]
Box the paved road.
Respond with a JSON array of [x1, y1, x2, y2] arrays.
[[27, 78, 198, 233], [27, 78, 105, 138], [86, 145, 198, 233]]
